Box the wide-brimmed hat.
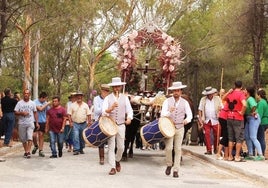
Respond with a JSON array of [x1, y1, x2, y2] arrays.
[[108, 77, 126, 86], [68, 92, 77, 98], [101, 84, 110, 91], [202, 86, 217, 95], [168, 82, 187, 90], [74, 91, 84, 96]]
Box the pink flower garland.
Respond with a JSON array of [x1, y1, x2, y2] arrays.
[[117, 27, 183, 75]]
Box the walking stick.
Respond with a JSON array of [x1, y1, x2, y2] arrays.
[[217, 67, 224, 153], [122, 70, 126, 94], [216, 121, 220, 153]]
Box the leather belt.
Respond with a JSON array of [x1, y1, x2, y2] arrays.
[[75, 121, 86, 124]]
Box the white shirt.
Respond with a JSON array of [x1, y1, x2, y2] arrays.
[[203, 98, 219, 125], [102, 93, 133, 120]]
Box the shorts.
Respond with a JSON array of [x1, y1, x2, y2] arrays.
[[18, 123, 35, 143], [34, 122, 46, 133], [227, 119, 244, 143]]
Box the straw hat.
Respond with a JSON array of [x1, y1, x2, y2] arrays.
[[168, 82, 187, 90], [68, 92, 77, 98], [101, 84, 110, 90], [107, 77, 126, 86], [74, 91, 84, 96], [202, 86, 217, 95]]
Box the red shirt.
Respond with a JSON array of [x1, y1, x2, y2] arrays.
[[47, 106, 66, 133], [226, 90, 246, 121]]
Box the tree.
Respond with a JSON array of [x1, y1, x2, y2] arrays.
[[249, 0, 267, 88]]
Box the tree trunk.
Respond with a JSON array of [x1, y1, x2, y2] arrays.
[[89, 65, 95, 93], [23, 14, 32, 91], [252, 0, 265, 88], [0, 0, 7, 68], [33, 29, 40, 99], [77, 27, 83, 91]]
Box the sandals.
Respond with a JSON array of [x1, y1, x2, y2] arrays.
[[227, 157, 234, 161], [234, 157, 246, 162], [216, 154, 223, 160]]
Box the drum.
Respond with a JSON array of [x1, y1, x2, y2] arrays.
[[83, 116, 118, 147], [140, 117, 175, 146]]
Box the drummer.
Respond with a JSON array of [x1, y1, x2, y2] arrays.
[[102, 77, 133, 175], [92, 84, 110, 165], [160, 81, 192, 178]]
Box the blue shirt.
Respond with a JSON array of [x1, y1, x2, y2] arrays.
[[34, 99, 50, 123], [93, 95, 104, 121]]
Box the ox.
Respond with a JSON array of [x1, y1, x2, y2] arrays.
[[122, 95, 143, 161]]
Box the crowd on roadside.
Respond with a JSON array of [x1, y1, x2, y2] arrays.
[[197, 80, 268, 163]]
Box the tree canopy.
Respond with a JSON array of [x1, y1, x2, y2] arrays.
[[0, 0, 267, 105]]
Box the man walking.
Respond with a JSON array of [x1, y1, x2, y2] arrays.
[[46, 96, 67, 158], [14, 89, 39, 158], [32, 92, 50, 157], [198, 86, 222, 155], [161, 81, 192, 178], [67, 92, 91, 155], [93, 84, 110, 165], [102, 77, 133, 175]]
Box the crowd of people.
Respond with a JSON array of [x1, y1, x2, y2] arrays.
[[0, 79, 267, 177], [198, 80, 268, 162]]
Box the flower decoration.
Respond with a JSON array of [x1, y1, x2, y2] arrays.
[[117, 24, 183, 88]]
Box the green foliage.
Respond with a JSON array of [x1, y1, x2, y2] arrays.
[[0, 0, 267, 104], [94, 52, 119, 88], [168, 0, 255, 101], [0, 67, 22, 92]]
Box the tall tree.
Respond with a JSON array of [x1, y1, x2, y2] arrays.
[[249, 0, 267, 87]]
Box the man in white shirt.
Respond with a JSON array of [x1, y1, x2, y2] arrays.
[[161, 81, 192, 178], [198, 86, 222, 155], [102, 77, 133, 175]]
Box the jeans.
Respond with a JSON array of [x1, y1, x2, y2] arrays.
[[257, 124, 268, 155], [2, 112, 15, 145], [73, 122, 87, 152], [64, 125, 73, 145], [245, 115, 263, 155], [49, 131, 64, 156]]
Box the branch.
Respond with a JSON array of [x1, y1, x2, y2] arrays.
[[94, 0, 136, 63]]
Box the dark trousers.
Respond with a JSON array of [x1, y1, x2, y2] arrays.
[[2, 112, 15, 144]]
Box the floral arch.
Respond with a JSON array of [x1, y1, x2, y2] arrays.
[[117, 23, 183, 93]]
